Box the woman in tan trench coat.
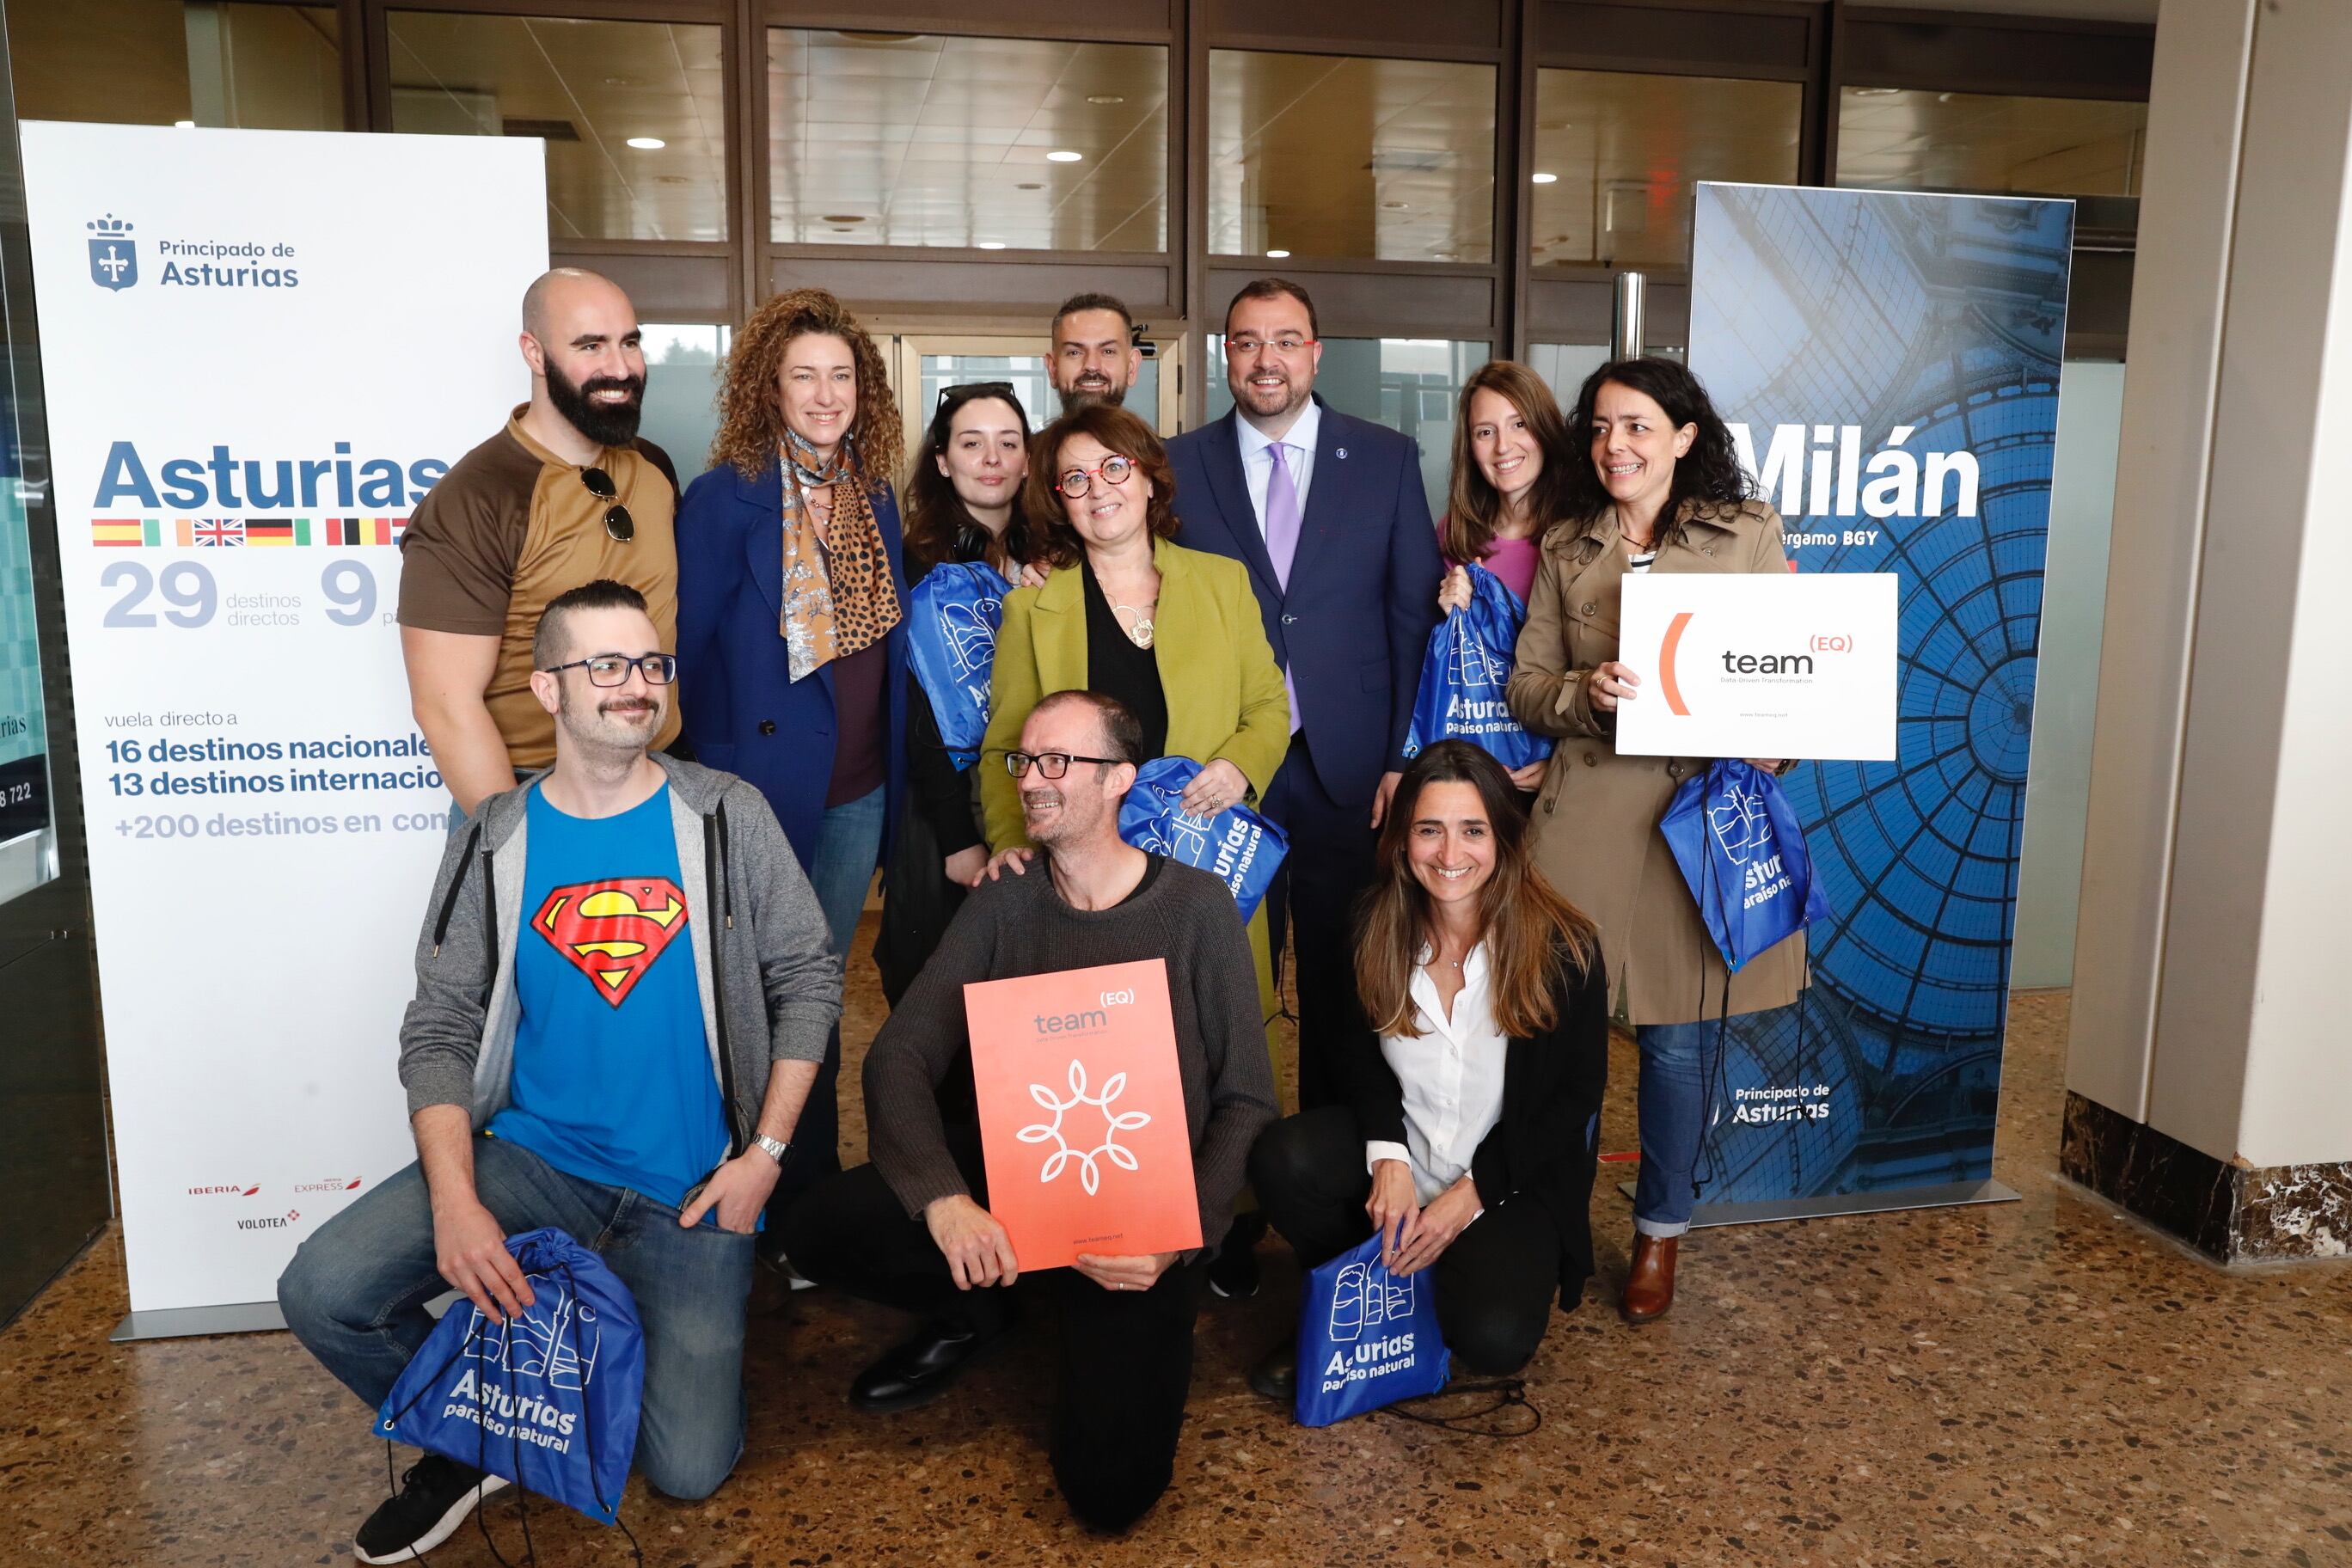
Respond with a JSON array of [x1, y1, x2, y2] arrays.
[[1504, 356, 1808, 1324]]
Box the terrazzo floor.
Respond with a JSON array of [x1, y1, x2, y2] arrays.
[[2, 924, 2348, 1567]]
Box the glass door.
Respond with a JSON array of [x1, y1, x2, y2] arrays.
[[889, 332, 1184, 469]]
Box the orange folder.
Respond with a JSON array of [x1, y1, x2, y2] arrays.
[[963, 959, 1203, 1271]]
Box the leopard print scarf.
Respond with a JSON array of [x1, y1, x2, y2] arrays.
[[778, 427, 902, 682]]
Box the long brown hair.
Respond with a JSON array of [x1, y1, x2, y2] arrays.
[[903, 383, 1038, 577], [1441, 360, 1577, 567], [1356, 740, 1598, 1039], [707, 288, 903, 486], [1023, 403, 1182, 570]]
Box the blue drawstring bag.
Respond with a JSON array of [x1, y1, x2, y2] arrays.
[[1294, 1232, 1451, 1427], [1403, 563, 1553, 770], [1658, 760, 1834, 972], [906, 561, 1014, 769], [374, 1227, 645, 1528], [1117, 756, 1288, 920]]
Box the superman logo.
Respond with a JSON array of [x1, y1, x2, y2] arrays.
[[533, 877, 689, 1007]]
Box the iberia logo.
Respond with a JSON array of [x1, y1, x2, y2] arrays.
[[533, 877, 688, 1007]]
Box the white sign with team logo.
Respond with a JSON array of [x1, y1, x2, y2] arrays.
[[1614, 572, 1899, 761], [21, 122, 548, 1323]]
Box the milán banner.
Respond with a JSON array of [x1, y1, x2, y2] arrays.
[[1678, 181, 2074, 1221]]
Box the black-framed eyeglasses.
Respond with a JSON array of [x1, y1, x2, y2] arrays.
[[542, 652, 677, 688], [1006, 750, 1122, 780], [937, 379, 1018, 410], [1056, 455, 1136, 499], [580, 466, 634, 542]]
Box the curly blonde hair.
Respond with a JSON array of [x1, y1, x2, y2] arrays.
[[707, 288, 903, 487]]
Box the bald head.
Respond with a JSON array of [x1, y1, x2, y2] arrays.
[[519, 269, 646, 450], [522, 267, 628, 340]]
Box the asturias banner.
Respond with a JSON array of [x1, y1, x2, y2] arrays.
[[22, 122, 548, 1317], [1681, 181, 2073, 1217]]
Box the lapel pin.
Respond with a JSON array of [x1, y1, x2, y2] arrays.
[[1335, 447, 1348, 459]]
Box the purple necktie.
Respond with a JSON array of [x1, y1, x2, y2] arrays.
[[1264, 443, 1302, 731], [1264, 441, 1302, 588]]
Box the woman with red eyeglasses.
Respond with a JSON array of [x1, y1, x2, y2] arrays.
[[977, 404, 1290, 1087]]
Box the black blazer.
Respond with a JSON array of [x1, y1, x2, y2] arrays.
[[1345, 946, 1611, 1308]]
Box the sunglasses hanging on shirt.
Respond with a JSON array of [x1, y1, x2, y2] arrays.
[[580, 466, 634, 542]]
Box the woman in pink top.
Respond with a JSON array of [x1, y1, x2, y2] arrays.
[[1435, 360, 1576, 790]]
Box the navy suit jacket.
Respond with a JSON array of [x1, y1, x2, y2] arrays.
[[1166, 397, 1442, 807], [673, 460, 910, 876]]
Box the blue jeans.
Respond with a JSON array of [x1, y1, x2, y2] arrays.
[[768, 785, 885, 1219], [278, 1134, 757, 1501], [1632, 1018, 1736, 1239]]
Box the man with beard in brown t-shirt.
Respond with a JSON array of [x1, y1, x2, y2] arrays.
[[399, 268, 683, 817]]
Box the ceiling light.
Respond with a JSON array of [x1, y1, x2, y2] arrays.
[[1382, 200, 1409, 210], [173, 119, 194, 128], [1017, 182, 1044, 191], [977, 241, 1007, 250], [603, 76, 643, 87], [1046, 150, 1083, 163], [1086, 95, 1125, 106], [627, 136, 665, 150], [1531, 171, 1558, 185], [1431, 251, 1457, 261], [1265, 248, 1289, 259]]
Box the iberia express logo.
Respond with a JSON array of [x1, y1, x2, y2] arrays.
[[533, 878, 687, 1007]]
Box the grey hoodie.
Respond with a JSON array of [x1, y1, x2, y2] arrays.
[[396, 755, 842, 1152]]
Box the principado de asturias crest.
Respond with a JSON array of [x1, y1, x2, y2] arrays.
[[87, 214, 136, 291]]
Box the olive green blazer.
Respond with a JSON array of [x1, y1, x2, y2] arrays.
[[981, 536, 1291, 853]]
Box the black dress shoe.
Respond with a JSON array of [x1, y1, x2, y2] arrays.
[[1208, 1211, 1267, 1300], [849, 1317, 1008, 1414], [1247, 1338, 1295, 1404]]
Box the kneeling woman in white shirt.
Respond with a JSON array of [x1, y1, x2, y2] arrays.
[[1248, 739, 1609, 1392]]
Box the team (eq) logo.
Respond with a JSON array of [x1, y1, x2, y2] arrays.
[[87, 214, 137, 291], [533, 877, 687, 1007]]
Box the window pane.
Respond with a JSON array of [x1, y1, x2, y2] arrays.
[[921, 355, 1057, 437], [1206, 336, 1489, 513], [14, 3, 340, 129], [1836, 89, 2147, 196], [1530, 342, 1611, 405], [769, 33, 1167, 252], [1531, 70, 1801, 270], [1209, 52, 1495, 264], [388, 14, 726, 242], [640, 325, 732, 489]]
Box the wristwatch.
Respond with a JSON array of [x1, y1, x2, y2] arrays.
[[751, 1133, 790, 1165]]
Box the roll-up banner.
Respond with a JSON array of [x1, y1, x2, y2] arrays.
[[21, 123, 548, 1332], [1674, 181, 2073, 1223]]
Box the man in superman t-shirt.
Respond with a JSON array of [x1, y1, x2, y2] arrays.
[[279, 580, 840, 1564], [493, 825, 725, 1208]]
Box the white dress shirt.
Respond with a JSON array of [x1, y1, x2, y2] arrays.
[[1236, 396, 1321, 539], [1366, 941, 1509, 1206]]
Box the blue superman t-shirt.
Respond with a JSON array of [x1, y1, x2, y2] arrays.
[[487, 782, 729, 1211]]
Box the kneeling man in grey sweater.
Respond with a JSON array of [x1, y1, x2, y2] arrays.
[[782, 689, 1277, 1534]]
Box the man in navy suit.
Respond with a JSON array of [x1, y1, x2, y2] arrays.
[[1166, 279, 1444, 1122]]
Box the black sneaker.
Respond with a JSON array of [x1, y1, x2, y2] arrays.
[[1208, 1211, 1266, 1300], [353, 1455, 508, 1565]]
